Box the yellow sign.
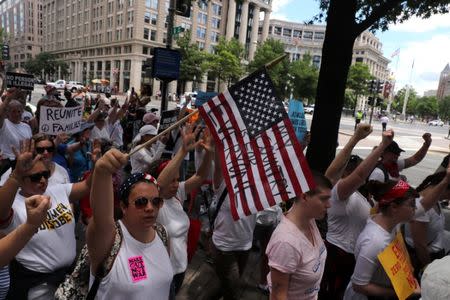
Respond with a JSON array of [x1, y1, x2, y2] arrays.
[[377, 232, 417, 300]]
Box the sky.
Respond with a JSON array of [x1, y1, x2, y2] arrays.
[[270, 0, 450, 96]]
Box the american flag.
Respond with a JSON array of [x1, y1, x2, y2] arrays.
[[391, 48, 400, 58], [199, 69, 315, 220]]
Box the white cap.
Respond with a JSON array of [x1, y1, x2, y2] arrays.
[[421, 255, 450, 300], [132, 125, 158, 144]]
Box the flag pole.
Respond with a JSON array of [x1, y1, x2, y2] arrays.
[[264, 54, 288, 69], [127, 109, 199, 157]]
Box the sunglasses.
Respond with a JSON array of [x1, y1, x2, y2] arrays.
[[35, 147, 55, 154], [131, 197, 163, 209], [27, 171, 51, 183]]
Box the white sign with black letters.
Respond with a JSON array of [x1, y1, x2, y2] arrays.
[[39, 105, 84, 135]]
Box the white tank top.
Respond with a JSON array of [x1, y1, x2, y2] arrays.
[[91, 220, 173, 300]]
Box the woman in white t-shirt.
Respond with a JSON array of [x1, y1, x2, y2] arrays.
[[266, 172, 332, 300], [0, 141, 93, 299], [87, 149, 172, 300], [404, 171, 450, 276], [155, 125, 213, 299]]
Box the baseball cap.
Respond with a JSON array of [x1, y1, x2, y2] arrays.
[[143, 112, 160, 125], [385, 141, 404, 155], [132, 125, 158, 144]]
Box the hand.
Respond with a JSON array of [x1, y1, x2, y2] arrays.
[[25, 195, 51, 228], [12, 139, 41, 178], [199, 128, 214, 154], [380, 129, 394, 148], [422, 133, 432, 146], [95, 148, 128, 175], [90, 139, 102, 164], [354, 124, 373, 141], [181, 124, 202, 153]]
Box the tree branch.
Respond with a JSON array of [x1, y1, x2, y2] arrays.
[[355, 0, 405, 34]]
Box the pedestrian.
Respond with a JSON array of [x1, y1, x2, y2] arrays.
[[380, 114, 389, 131], [354, 110, 363, 131], [130, 125, 167, 173], [266, 172, 331, 300]]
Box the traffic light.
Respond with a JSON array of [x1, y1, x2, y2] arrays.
[[376, 80, 384, 94], [367, 96, 374, 106], [367, 79, 376, 93], [2, 44, 9, 60], [175, 0, 192, 18]]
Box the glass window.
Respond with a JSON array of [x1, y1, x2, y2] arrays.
[[144, 12, 150, 23], [314, 32, 324, 40], [212, 4, 221, 15], [143, 27, 149, 39], [150, 30, 156, 41], [303, 31, 313, 39], [211, 31, 219, 43], [293, 29, 302, 38], [196, 27, 206, 39], [283, 28, 291, 37], [274, 26, 282, 35], [198, 12, 207, 25], [211, 17, 220, 29]]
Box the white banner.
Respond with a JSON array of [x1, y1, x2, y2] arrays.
[[39, 105, 84, 135]]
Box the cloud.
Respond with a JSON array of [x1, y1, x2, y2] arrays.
[[271, 0, 294, 13], [390, 34, 450, 95], [389, 12, 450, 33]]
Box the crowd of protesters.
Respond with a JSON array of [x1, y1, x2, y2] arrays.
[[0, 83, 449, 300]]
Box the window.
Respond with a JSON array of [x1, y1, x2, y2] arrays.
[[150, 30, 156, 41], [212, 4, 221, 15], [283, 28, 291, 37], [127, 11, 133, 23], [199, 1, 207, 10], [198, 12, 207, 25], [274, 26, 282, 35], [144, 12, 150, 23], [211, 17, 220, 29], [314, 32, 324, 40], [196, 27, 206, 39], [117, 14, 123, 26], [150, 13, 157, 25], [293, 29, 301, 38], [312, 55, 321, 68], [303, 31, 313, 39], [126, 27, 133, 38], [145, 0, 158, 9], [197, 41, 205, 50], [211, 31, 219, 43], [143, 27, 149, 39]]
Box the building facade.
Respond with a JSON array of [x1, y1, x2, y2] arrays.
[[0, 0, 43, 71], [41, 0, 272, 94], [437, 63, 450, 100], [261, 19, 390, 81]]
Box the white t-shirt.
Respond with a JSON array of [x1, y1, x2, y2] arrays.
[[1, 184, 75, 273], [343, 218, 396, 300], [326, 184, 371, 254], [109, 121, 124, 148], [380, 116, 389, 124], [0, 119, 32, 160], [90, 124, 110, 141], [368, 159, 405, 182], [0, 163, 70, 186], [156, 182, 190, 274], [404, 200, 445, 252], [267, 216, 327, 300], [130, 141, 166, 173], [212, 182, 256, 251], [91, 220, 173, 300]]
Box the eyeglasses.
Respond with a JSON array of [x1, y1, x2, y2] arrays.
[[35, 147, 55, 154], [131, 197, 163, 209], [27, 171, 51, 183]]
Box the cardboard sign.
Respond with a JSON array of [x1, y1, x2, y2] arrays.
[[6, 72, 34, 90], [39, 105, 84, 135], [158, 109, 180, 133], [378, 232, 417, 300], [288, 100, 308, 146]]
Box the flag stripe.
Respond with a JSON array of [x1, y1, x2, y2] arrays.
[[283, 118, 315, 191], [218, 92, 264, 214]]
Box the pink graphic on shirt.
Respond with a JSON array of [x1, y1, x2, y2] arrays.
[[128, 256, 148, 283]]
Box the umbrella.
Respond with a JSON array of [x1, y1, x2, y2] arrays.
[[92, 79, 101, 84]]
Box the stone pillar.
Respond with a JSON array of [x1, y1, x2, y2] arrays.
[[262, 10, 271, 41], [225, 0, 236, 40], [199, 74, 207, 91], [130, 59, 142, 94], [248, 4, 260, 61], [185, 81, 193, 93], [238, 0, 249, 45], [168, 81, 177, 96], [101, 60, 106, 79]]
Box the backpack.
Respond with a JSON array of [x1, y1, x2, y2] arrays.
[[55, 222, 168, 300]]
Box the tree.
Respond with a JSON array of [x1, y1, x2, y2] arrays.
[[24, 52, 69, 79], [346, 62, 373, 110], [415, 96, 438, 120], [438, 96, 450, 122], [209, 37, 245, 89], [175, 31, 208, 92], [306, 0, 449, 173], [392, 86, 418, 114], [288, 54, 319, 103], [248, 38, 290, 99]]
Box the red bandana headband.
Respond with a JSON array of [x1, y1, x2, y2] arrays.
[[379, 180, 411, 206]]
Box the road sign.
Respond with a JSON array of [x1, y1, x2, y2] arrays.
[[173, 26, 185, 35], [151, 47, 181, 80], [2, 44, 9, 60]]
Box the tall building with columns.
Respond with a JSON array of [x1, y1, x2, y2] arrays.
[[437, 63, 450, 100], [0, 0, 43, 71], [41, 0, 272, 94]]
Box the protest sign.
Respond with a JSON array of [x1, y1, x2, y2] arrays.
[[39, 105, 84, 135], [6, 72, 34, 91], [158, 109, 180, 133], [288, 100, 308, 146], [378, 231, 417, 300]]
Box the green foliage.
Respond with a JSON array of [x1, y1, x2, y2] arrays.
[[248, 38, 290, 99], [392, 86, 417, 113], [438, 96, 450, 121], [414, 96, 438, 119], [346, 63, 373, 97], [209, 37, 245, 87], [288, 54, 319, 102], [176, 31, 208, 83], [24, 52, 69, 78]]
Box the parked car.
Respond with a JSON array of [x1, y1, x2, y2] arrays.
[[66, 81, 84, 92], [47, 79, 66, 89], [428, 120, 444, 126], [304, 105, 315, 114]]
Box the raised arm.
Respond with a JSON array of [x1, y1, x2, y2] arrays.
[[325, 124, 373, 186], [419, 164, 450, 211], [0, 195, 50, 267], [404, 133, 431, 168], [86, 149, 128, 273], [336, 130, 393, 201]]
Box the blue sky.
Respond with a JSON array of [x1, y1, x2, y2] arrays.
[[270, 0, 450, 95]]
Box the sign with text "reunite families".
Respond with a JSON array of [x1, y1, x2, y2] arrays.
[[378, 231, 417, 300], [39, 105, 84, 135]]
